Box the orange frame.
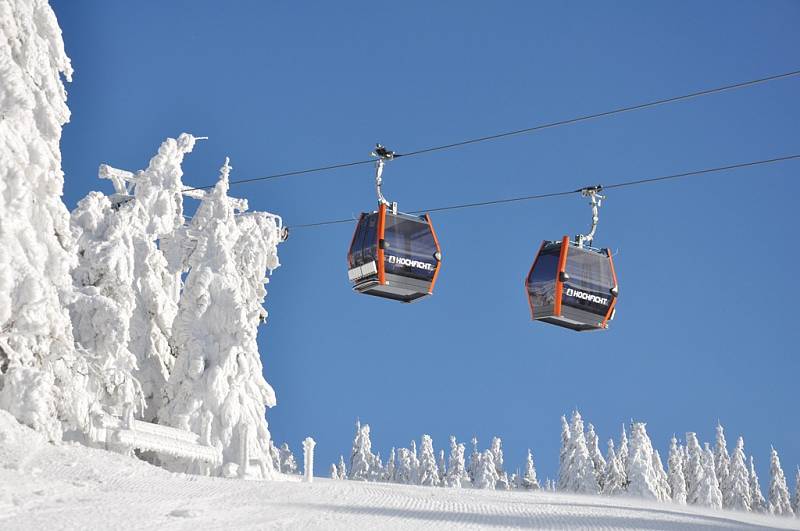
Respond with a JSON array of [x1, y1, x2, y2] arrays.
[[553, 235, 570, 317], [424, 214, 442, 294], [602, 251, 618, 328], [376, 204, 387, 285]]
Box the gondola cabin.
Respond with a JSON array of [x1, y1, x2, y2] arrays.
[[525, 236, 618, 331], [347, 204, 441, 303]]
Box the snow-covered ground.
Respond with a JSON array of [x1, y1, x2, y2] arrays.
[[2, 412, 797, 530]]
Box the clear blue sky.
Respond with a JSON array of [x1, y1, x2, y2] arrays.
[[51, 1, 799, 482]]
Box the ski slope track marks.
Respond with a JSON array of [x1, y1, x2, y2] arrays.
[[2, 412, 798, 530]]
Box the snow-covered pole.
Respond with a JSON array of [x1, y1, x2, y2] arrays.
[[303, 437, 316, 483]]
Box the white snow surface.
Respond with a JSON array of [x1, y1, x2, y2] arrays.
[[2, 412, 798, 531]]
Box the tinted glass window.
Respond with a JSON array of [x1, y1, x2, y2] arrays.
[[562, 246, 614, 316], [348, 215, 367, 268], [383, 214, 437, 281], [527, 246, 559, 310], [360, 213, 378, 266]]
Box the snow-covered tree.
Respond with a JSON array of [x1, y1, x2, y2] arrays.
[[0, 0, 92, 441], [279, 443, 298, 474], [418, 434, 440, 486], [750, 456, 767, 513], [617, 424, 629, 476], [490, 437, 509, 490], [468, 437, 480, 483], [714, 423, 731, 505], [653, 450, 671, 502], [386, 447, 396, 482], [394, 448, 414, 485], [586, 423, 606, 489], [438, 449, 446, 485], [791, 467, 800, 516], [557, 415, 571, 491], [337, 455, 347, 480], [768, 446, 794, 516], [409, 440, 420, 484], [445, 436, 468, 488], [69, 192, 144, 417], [349, 421, 381, 481], [564, 411, 599, 494], [725, 436, 751, 511], [685, 432, 704, 505], [625, 422, 661, 500], [602, 439, 625, 496], [159, 159, 282, 477], [522, 449, 541, 490], [692, 443, 722, 508], [668, 436, 687, 505], [330, 463, 338, 479], [474, 450, 499, 490]]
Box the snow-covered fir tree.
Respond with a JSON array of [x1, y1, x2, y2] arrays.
[[714, 423, 731, 506], [393, 447, 414, 485], [474, 450, 499, 490], [557, 415, 571, 491], [158, 159, 282, 478], [564, 411, 599, 494], [409, 440, 420, 484], [685, 432, 704, 505], [586, 423, 606, 490], [349, 421, 381, 481], [768, 446, 794, 516], [617, 424, 629, 477], [667, 436, 687, 505], [418, 434, 440, 486], [279, 443, 298, 474], [750, 456, 767, 513], [602, 439, 625, 496], [724, 436, 751, 511], [625, 422, 661, 500], [445, 436, 468, 488], [791, 467, 800, 516], [438, 449, 446, 486], [522, 449, 540, 490], [386, 447, 396, 482], [652, 450, 671, 502], [69, 192, 144, 418], [0, 0, 92, 441], [693, 442, 723, 508], [490, 437, 510, 490], [337, 455, 347, 480], [468, 436, 480, 484], [70, 134, 198, 423], [330, 463, 338, 479]]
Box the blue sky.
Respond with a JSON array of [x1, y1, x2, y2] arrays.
[[51, 1, 799, 482]]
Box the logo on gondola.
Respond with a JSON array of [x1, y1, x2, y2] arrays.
[[565, 288, 608, 306], [386, 255, 435, 271]]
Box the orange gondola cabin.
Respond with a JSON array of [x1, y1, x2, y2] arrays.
[[525, 235, 618, 331], [347, 203, 441, 303]]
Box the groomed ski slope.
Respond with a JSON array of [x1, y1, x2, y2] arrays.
[[2, 413, 797, 531]]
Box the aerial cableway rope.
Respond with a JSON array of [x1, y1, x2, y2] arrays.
[[181, 68, 800, 193], [288, 153, 800, 229]]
